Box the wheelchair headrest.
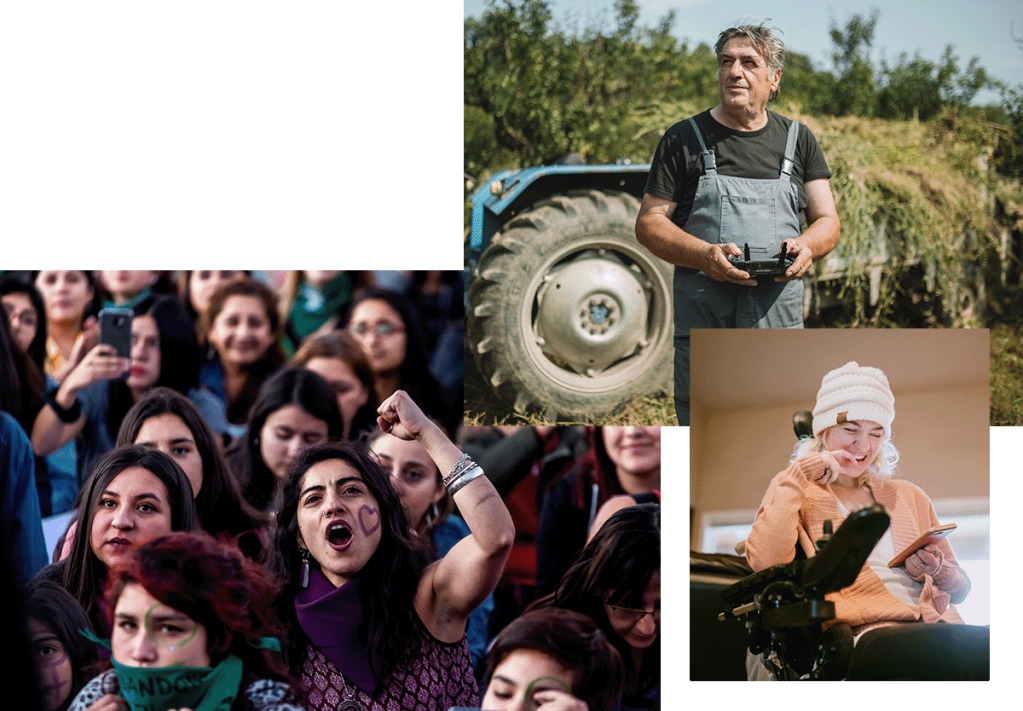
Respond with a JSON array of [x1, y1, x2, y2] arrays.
[[793, 410, 813, 440]]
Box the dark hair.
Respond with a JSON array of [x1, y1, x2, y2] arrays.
[[203, 277, 286, 424], [533, 504, 660, 695], [116, 387, 270, 556], [0, 300, 45, 429], [104, 295, 203, 440], [136, 295, 201, 394], [105, 532, 294, 686], [230, 367, 345, 512], [61, 446, 201, 626], [264, 440, 428, 687], [24, 579, 101, 711], [291, 330, 377, 438], [366, 427, 454, 543], [31, 270, 103, 325], [484, 608, 625, 711], [178, 271, 251, 336], [1, 274, 48, 369], [343, 288, 453, 431]]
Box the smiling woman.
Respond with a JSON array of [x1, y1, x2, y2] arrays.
[[785, 362, 900, 495], [744, 361, 987, 680]]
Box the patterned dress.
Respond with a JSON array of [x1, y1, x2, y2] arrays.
[[299, 612, 478, 711]]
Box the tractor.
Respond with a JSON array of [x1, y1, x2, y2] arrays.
[[465, 159, 673, 419]]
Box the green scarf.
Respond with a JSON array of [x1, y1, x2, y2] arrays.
[[103, 285, 154, 311], [285, 273, 352, 353], [80, 631, 279, 711], [111, 654, 243, 711]]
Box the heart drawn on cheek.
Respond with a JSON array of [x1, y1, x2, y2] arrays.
[[357, 505, 381, 537]]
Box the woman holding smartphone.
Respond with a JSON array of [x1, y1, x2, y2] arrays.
[[31, 296, 216, 482], [744, 361, 984, 680]]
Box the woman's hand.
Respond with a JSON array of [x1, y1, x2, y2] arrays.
[[63, 343, 129, 397], [905, 543, 945, 581], [813, 450, 861, 487], [85, 694, 129, 711], [376, 390, 432, 441], [529, 689, 589, 710]]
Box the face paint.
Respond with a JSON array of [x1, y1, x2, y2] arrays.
[[111, 584, 210, 669], [29, 619, 73, 711], [85, 624, 249, 711], [526, 676, 571, 708], [145, 603, 200, 651], [357, 504, 381, 537]]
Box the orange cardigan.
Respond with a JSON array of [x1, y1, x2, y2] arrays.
[[745, 454, 970, 630]]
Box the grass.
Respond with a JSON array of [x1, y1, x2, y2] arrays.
[[988, 285, 1023, 426]]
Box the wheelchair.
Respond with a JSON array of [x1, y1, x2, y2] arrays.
[[691, 411, 989, 681], [718, 503, 890, 680]]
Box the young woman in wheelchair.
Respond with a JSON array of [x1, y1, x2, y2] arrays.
[[744, 361, 986, 680]]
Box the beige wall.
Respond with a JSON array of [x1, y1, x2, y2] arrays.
[[689, 329, 990, 528]]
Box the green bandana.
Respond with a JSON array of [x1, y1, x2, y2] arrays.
[[80, 629, 282, 711], [285, 273, 352, 352], [111, 654, 243, 711]]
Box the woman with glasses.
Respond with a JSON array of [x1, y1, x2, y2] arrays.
[[530, 503, 660, 711], [343, 288, 458, 438]]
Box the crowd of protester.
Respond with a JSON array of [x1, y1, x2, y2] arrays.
[[1, 269, 660, 711]]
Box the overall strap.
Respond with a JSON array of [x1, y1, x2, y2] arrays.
[[687, 117, 717, 174], [779, 121, 801, 182]]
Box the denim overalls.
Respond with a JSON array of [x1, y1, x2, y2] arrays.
[[674, 117, 804, 424]]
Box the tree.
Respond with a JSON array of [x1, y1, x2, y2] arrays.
[[827, 8, 879, 117], [464, 0, 703, 178]]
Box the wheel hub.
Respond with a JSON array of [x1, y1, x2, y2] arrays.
[[534, 250, 649, 374]]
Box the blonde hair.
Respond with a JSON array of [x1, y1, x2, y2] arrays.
[[790, 426, 900, 489]]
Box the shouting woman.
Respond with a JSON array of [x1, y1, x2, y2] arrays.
[[266, 390, 513, 710]]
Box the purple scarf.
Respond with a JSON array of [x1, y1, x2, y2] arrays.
[[295, 569, 376, 696]]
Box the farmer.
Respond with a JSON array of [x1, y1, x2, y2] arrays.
[[635, 21, 841, 425]]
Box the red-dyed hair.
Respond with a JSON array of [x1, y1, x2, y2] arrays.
[[105, 532, 290, 682]]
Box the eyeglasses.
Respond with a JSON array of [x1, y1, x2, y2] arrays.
[[606, 604, 661, 625], [346, 321, 405, 337]]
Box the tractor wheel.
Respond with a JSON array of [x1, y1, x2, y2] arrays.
[[467, 189, 673, 420]]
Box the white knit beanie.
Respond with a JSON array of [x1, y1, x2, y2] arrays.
[[812, 361, 895, 438]]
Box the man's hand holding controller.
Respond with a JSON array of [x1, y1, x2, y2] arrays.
[[701, 242, 757, 285]]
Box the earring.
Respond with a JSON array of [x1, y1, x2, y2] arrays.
[[300, 548, 311, 588], [425, 502, 439, 528]]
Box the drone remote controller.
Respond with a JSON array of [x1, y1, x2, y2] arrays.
[[728, 241, 796, 277]]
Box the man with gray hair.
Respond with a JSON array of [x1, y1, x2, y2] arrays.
[[636, 22, 841, 425]]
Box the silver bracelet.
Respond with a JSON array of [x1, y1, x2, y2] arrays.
[[446, 465, 485, 496], [443, 453, 475, 488]]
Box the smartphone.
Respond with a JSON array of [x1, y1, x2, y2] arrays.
[[887, 523, 957, 567], [98, 307, 133, 380]]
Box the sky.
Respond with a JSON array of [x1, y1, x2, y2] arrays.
[[465, 0, 1023, 106]]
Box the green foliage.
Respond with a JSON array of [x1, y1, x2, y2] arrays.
[[465, 2, 1008, 181], [464, 0, 714, 179], [827, 8, 879, 117]]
